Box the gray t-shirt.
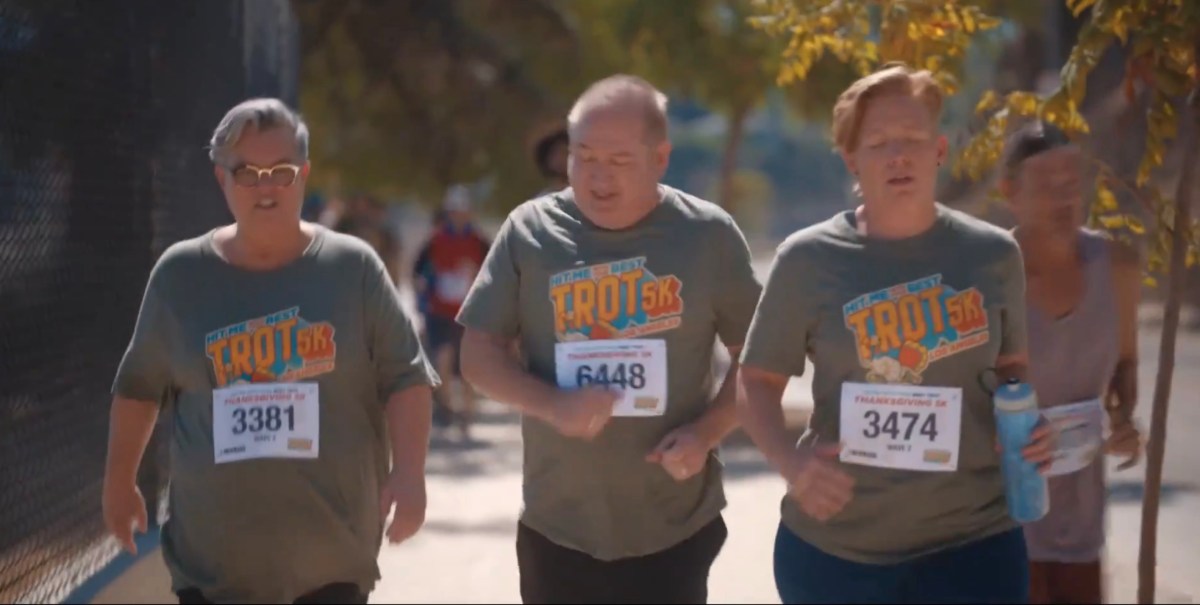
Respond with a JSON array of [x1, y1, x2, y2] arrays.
[[112, 226, 438, 603], [456, 186, 761, 560], [740, 204, 1028, 564]]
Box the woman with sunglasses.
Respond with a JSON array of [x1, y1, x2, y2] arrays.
[[737, 63, 1056, 603], [101, 98, 439, 604]]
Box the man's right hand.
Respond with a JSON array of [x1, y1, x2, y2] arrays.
[[102, 479, 148, 555], [785, 443, 856, 522], [547, 386, 620, 440]]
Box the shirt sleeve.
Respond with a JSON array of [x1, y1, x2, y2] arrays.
[[363, 249, 441, 398], [111, 274, 175, 402], [455, 214, 522, 339], [738, 240, 818, 377], [998, 239, 1029, 357], [712, 215, 764, 349]]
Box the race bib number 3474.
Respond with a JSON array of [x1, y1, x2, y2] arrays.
[[212, 382, 320, 464], [555, 339, 667, 417], [839, 382, 962, 472]]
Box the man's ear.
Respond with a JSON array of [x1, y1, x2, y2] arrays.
[[654, 139, 672, 178]]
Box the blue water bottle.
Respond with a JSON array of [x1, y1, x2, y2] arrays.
[[993, 378, 1049, 523]]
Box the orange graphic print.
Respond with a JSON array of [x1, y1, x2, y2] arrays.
[[549, 256, 684, 342], [205, 306, 336, 387], [842, 274, 989, 384]]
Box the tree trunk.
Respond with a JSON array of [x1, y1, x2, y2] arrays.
[[717, 105, 749, 209], [1137, 60, 1200, 604]]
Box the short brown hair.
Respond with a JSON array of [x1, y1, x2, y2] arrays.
[[568, 74, 670, 143], [831, 62, 944, 153]]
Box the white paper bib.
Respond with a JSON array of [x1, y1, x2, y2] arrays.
[[839, 382, 963, 472], [1041, 397, 1104, 477], [555, 339, 667, 417], [212, 382, 320, 464]]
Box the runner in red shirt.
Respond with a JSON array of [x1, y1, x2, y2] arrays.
[[414, 185, 491, 440]]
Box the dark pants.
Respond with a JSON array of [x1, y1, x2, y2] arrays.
[[773, 523, 1030, 604], [176, 582, 367, 604], [1029, 560, 1103, 604], [516, 516, 728, 604], [424, 314, 464, 374]]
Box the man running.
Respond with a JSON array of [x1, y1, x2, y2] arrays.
[[102, 98, 439, 604], [1001, 122, 1143, 604], [456, 74, 762, 603], [413, 185, 490, 440]]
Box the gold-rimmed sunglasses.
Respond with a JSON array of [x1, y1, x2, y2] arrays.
[[228, 163, 302, 188]]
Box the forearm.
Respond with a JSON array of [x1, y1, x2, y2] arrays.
[[460, 331, 558, 423], [385, 385, 432, 475], [694, 358, 742, 448], [105, 396, 160, 487], [1107, 358, 1138, 423], [736, 370, 800, 480]]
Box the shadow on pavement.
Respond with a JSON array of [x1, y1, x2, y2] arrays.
[[1108, 479, 1199, 505], [420, 516, 516, 537]]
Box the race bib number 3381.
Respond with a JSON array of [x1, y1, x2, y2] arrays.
[[555, 339, 667, 417], [839, 382, 962, 472], [212, 382, 320, 464]]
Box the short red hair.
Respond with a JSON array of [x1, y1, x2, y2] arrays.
[[832, 62, 944, 153]]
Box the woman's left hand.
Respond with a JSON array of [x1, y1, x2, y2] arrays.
[[1022, 421, 1057, 475], [994, 420, 1058, 475]]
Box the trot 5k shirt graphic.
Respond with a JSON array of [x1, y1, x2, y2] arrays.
[[842, 274, 989, 384], [205, 306, 337, 387], [549, 256, 684, 342]]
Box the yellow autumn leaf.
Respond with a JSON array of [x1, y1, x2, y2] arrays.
[[1111, 19, 1129, 45], [977, 15, 1001, 30], [1095, 179, 1119, 212], [1008, 92, 1039, 115], [1070, 0, 1099, 18], [1099, 214, 1127, 229], [1126, 215, 1146, 235], [974, 90, 999, 115]]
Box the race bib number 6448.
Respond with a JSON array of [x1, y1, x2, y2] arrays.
[[839, 382, 962, 472], [555, 339, 667, 417]]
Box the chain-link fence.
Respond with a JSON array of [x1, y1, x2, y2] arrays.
[[0, 1, 299, 602]]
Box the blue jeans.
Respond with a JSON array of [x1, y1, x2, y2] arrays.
[[773, 523, 1030, 604]]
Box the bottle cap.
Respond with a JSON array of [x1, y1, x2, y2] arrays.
[[994, 378, 1035, 411]]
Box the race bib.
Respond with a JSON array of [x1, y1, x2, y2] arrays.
[[435, 271, 474, 303], [212, 382, 320, 464], [1041, 397, 1104, 477], [840, 382, 962, 472], [555, 339, 667, 417]]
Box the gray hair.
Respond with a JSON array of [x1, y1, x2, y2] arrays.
[[208, 98, 309, 166], [567, 74, 670, 143]]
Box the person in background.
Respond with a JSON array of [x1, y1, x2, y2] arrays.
[[413, 185, 490, 441], [101, 97, 438, 604], [1000, 121, 1143, 605], [533, 127, 569, 195], [336, 193, 402, 286], [737, 62, 1056, 604]]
